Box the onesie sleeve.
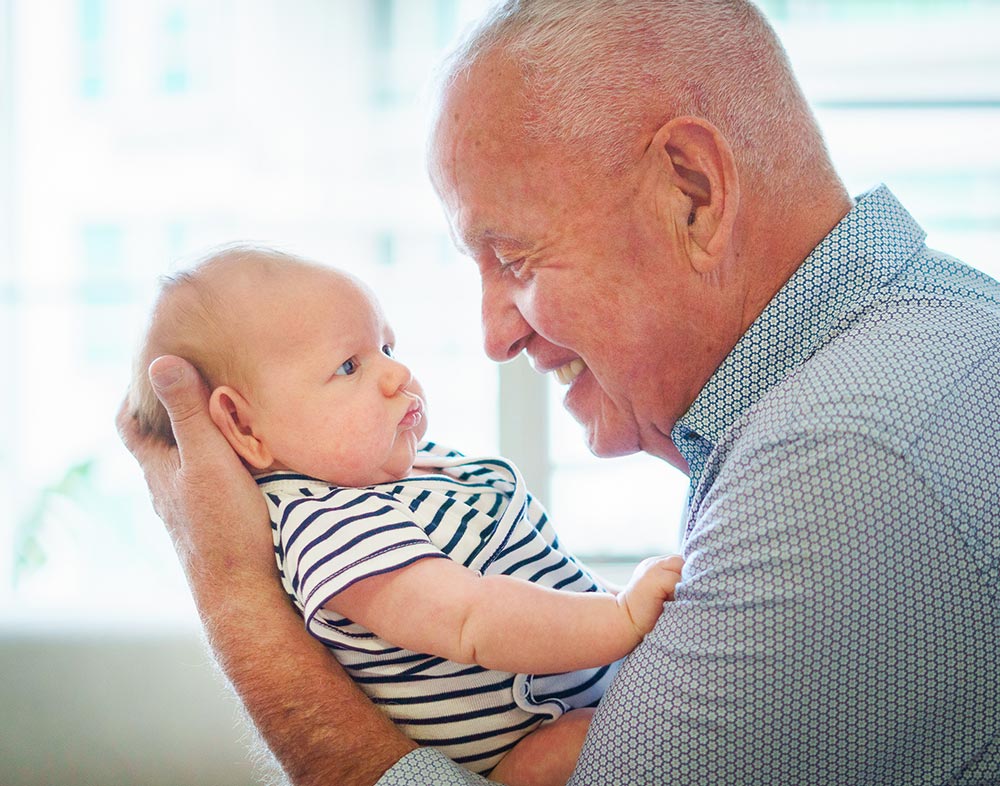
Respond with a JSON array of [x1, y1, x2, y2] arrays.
[[523, 490, 604, 593], [273, 488, 448, 626]]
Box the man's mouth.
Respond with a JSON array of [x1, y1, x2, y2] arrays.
[[553, 359, 586, 386]]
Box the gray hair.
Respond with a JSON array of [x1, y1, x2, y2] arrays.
[[435, 0, 835, 197]]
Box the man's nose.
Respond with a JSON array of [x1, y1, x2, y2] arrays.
[[481, 277, 531, 362]]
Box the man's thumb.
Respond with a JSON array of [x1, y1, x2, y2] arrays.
[[148, 355, 212, 448], [149, 355, 186, 394]]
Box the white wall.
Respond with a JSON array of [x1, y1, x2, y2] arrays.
[[0, 627, 260, 786], [0, 564, 639, 785]]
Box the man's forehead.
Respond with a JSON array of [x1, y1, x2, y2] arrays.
[[429, 57, 548, 258], [432, 54, 531, 158]]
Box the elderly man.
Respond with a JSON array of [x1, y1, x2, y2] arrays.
[[120, 1, 999, 784]]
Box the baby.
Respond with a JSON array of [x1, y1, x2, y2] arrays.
[[129, 245, 684, 786]]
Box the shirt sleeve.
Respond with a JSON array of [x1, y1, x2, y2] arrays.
[[570, 428, 998, 784], [276, 489, 448, 625], [376, 748, 491, 785]]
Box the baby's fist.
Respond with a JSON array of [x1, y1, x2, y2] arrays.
[[618, 554, 684, 637]]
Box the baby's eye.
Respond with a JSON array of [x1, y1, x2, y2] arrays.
[[335, 357, 360, 376], [382, 344, 394, 358]]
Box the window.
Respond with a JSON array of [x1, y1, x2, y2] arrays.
[[3, 1, 998, 622], [78, 0, 105, 98], [1, 0, 496, 623]]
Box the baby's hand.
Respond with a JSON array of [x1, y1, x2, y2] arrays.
[[617, 554, 684, 637]]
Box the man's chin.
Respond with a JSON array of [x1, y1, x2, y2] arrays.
[[581, 420, 640, 459], [564, 386, 641, 457]]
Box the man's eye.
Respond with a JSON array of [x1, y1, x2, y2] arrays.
[[497, 255, 528, 278], [335, 357, 359, 376], [382, 344, 394, 358]]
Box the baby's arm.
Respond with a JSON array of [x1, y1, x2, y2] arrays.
[[324, 554, 683, 674]]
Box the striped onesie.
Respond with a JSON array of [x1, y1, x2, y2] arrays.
[[259, 441, 616, 774]]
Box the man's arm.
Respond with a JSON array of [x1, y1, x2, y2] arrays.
[[569, 431, 998, 784], [118, 356, 416, 786]]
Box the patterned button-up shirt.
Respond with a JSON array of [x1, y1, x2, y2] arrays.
[[379, 186, 1000, 785]]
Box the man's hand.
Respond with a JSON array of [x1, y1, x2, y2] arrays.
[[116, 355, 271, 602], [489, 708, 594, 786], [117, 355, 416, 786]]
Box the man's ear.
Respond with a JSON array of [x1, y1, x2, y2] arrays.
[[208, 386, 275, 470], [649, 116, 740, 274]]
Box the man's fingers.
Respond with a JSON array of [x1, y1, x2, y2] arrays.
[[115, 394, 141, 456], [147, 354, 220, 466], [115, 383, 182, 522], [115, 391, 177, 474]]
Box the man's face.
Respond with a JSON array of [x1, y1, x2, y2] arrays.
[[428, 56, 728, 465]]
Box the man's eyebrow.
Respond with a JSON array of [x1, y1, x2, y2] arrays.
[[463, 228, 530, 252]]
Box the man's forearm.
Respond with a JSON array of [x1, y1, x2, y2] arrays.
[[195, 571, 416, 786], [118, 359, 416, 786]]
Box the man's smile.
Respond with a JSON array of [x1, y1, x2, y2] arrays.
[[553, 358, 586, 386]]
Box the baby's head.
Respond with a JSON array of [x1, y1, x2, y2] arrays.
[[130, 244, 285, 445], [130, 245, 427, 486]]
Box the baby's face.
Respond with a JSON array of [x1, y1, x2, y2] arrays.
[[243, 267, 427, 486]]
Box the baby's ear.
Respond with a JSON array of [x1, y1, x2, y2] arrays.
[[209, 386, 275, 470]]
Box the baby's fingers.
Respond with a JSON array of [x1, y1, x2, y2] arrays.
[[640, 554, 685, 599]]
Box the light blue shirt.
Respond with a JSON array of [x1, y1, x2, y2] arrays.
[[379, 186, 1000, 785]]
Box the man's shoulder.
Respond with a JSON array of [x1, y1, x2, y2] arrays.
[[756, 247, 1000, 437], [708, 272, 1000, 522]]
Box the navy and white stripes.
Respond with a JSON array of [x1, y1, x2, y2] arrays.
[[259, 442, 615, 774]]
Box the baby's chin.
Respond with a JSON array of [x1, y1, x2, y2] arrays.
[[257, 440, 422, 487], [324, 458, 418, 488]]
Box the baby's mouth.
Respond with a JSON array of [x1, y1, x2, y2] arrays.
[[400, 398, 423, 428]]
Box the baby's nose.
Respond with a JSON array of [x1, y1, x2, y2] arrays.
[[381, 357, 412, 395]]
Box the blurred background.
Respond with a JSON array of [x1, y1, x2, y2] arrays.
[[1, 1, 999, 784]]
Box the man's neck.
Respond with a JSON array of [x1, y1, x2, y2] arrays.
[[737, 182, 854, 336]]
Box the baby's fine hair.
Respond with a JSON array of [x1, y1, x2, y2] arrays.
[[128, 243, 312, 444]]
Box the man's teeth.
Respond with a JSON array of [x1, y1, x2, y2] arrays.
[[554, 359, 586, 386]]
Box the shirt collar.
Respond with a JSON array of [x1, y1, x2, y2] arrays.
[[671, 184, 926, 483]]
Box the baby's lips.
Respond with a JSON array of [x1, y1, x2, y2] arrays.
[[400, 398, 423, 428]]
